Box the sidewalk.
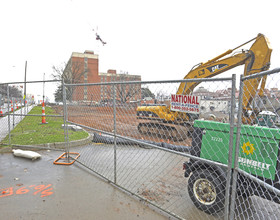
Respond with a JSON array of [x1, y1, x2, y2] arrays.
[[0, 105, 34, 141], [0, 150, 169, 220]]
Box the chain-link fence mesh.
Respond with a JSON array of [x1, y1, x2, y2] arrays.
[[65, 69, 280, 220], [2, 69, 280, 219], [0, 80, 68, 151], [229, 69, 280, 220], [65, 77, 232, 220]]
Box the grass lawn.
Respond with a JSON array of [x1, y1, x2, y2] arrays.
[[1, 106, 89, 146]]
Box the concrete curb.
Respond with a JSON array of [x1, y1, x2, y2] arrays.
[[0, 133, 92, 154]]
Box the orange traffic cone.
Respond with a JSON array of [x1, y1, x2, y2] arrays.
[[41, 101, 48, 124], [11, 100, 13, 112], [0, 107, 3, 117]]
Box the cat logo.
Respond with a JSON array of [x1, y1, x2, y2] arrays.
[[198, 69, 205, 76], [206, 64, 228, 73], [241, 141, 255, 155]]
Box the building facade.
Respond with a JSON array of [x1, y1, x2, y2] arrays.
[[64, 50, 141, 104]]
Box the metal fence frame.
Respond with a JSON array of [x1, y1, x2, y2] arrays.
[[0, 79, 63, 150], [229, 68, 280, 220], [64, 68, 280, 219], [64, 76, 238, 219], [2, 69, 280, 219]]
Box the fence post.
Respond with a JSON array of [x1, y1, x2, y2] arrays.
[[113, 84, 117, 184], [229, 74, 244, 219], [12, 97, 15, 129], [7, 85, 11, 145], [62, 80, 70, 161], [20, 98, 22, 121], [224, 74, 236, 220]]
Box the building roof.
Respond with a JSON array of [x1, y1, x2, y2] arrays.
[[71, 51, 98, 59]]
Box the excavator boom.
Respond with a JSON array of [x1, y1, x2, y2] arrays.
[[137, 34, 272, 141]]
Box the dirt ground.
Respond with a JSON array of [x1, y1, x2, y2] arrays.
[[53, 105, 193, 146]]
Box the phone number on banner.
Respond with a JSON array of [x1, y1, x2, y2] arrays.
[[171, 105, 199, 113]]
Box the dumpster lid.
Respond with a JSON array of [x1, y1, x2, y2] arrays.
[[258, 111, 276, 116]]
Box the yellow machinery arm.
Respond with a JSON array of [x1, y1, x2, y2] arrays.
[[178, 34, 271, 101], [172, 33, 271, 123], [137, 34, 272, 140]]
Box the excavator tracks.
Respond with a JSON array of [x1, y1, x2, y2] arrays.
[[137, 122, 192, 142]]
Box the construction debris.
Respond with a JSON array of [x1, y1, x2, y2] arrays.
[[12, 149, 41, 160], [92, 133, 190, 153]]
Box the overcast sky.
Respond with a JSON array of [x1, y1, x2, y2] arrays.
[[1, 0, 280, 101]]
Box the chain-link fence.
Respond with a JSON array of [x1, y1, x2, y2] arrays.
[[65, 68, 280, 219], [2, 69, 280, 219], [0, 80, 68, 151], [229, 68, 280, 220]]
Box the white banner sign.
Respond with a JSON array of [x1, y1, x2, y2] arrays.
[[170, 94, 200, 114]]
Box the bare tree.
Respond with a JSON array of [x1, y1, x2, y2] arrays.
[[102, 75, 141, 103], [0, 84, 23, 99], [117, 83, 140, 103], [52, 61, 86, 102], [141, 87, 155, 99]]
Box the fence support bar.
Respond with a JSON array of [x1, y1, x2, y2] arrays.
[[229, 74, 244, 220], [224, 74, 236, 220], [113, 84, 117, 184]]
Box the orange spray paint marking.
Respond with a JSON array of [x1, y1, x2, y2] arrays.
[[16, 187, 29, 195], [0, 187, 13, 197], [33, 184, 52, 195], [0, 184, 53, 198], [41, 187, 54, 198]]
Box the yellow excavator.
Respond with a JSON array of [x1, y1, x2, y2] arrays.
[[137, 33, 272, 141]]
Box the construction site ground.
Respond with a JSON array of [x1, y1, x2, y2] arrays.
[[55, 105, 195, 146]]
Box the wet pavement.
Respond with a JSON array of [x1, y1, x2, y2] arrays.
[[71, 143, 280, 220], [2, 144, 280, 220], [0, 150, 169, 220]]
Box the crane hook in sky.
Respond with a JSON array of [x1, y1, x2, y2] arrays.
[[93, 29, 106, 46]]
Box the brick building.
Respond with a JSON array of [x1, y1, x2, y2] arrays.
[[64, 50, 141, 103]]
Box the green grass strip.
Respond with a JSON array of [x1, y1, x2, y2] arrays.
[[1, 106, 89, 146]]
